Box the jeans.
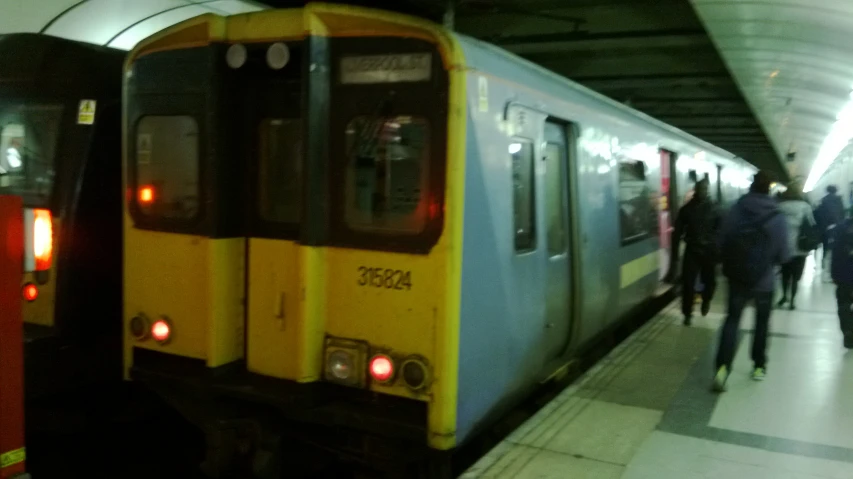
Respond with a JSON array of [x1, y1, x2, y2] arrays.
[[780, 256, 807, 300], [681, 253, 716, 317], [838, 283, 853, 334], [716, 284, 773, 371]]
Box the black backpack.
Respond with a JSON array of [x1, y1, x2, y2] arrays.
[[722, 211, 778, 288], [798, 216, 821, 252]]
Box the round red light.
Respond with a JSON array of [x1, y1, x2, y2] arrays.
[[22, 283, 38, 302], [369, 355, 394, 383], [151, 319, 171, 343]]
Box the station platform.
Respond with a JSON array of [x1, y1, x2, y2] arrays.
[[463, 254, 853, 478]]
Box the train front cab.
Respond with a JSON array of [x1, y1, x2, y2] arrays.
[[0, 34, 124, 397], [123, 5, 465, 471]]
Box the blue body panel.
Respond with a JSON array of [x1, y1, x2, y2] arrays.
[[452, 35, 754, 443]]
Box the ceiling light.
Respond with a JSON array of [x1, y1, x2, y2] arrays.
[[803, 91, 853, 192]]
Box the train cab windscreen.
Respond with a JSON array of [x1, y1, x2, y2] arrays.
[[0, 103, 62, 206]]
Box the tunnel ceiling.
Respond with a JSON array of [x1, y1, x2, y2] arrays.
[[690, 0, 853, 190], [0, 0, 265, 50], [0, 0, 795, 178]]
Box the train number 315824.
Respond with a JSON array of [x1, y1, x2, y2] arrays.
[[357, 267, 412, 290]]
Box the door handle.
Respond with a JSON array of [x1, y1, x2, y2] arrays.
[[275, 292, 286, 330]]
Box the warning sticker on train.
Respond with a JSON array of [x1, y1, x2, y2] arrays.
[[77, 100, 96, 125], [0, 447, 25, 468], [478, 76, 489, 113]]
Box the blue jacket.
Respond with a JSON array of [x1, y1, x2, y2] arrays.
[[831, 218, 853, 285], [718, 192, 791, 292]]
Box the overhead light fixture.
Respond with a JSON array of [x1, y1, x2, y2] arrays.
[[803, 91, 853, 192]]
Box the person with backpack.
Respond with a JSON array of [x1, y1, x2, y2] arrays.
[[831, 215, 853, 349], [815, 185, 846, 268], [776, 181, 818, 310], [665, 179, 721, 325], [713, 171, 790, 391]]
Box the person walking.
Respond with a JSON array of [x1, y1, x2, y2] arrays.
[[815, 185, 845, 269], [666, 179, 721, 325], [777, 181, 818, 310], [713, 171, 789, 391], [831, 214, 853, 349]]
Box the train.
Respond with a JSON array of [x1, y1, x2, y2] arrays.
[[120, 4, 756, 477], [0, 33, 124, 398]]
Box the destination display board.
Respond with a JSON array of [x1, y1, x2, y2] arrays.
[[340, 53, 432, 84]]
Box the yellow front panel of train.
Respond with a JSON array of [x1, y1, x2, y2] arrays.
[[124, 225, 245, 366], [246, 239, 302, 379], [324, 247, 445, 398]]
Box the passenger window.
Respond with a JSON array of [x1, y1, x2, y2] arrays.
[[258, 118, 302, 223], [544, 143, 566, 255], [135, 116, 200, 219], [344, 116, 429, 234], [511, 140, 536, 251], [618, 160, 654, 244], [0, 105, 63, 205]]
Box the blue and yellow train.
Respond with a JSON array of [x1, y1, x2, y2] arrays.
[[121, 4, 755, 476]]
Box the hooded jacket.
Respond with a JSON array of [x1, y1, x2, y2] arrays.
[[672, 193, 721, 259], [778, 191, 816, 257], [816, 193, 845, 228], [718, 192, 790, 292]]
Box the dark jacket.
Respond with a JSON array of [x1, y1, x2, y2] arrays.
[[832, 218, 853, 285], [816, 193, 845, 229], [718, 192, 790, 292], [671, 195, 721, 260]]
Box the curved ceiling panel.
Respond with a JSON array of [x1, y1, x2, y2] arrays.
[[692, 0, 853, 189], [0, 0, 265, 50], [107, 1, 264, 50], [0, 0, 80, 33]]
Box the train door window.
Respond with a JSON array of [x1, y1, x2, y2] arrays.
[[618, 160, 653, 244], [344, 116, 429, 234], [135, 116, 200, 219], [543, 142, 566, 255], [0, 105, 62, 205], [511, 139, 536, 251], [258, 118, 302, 224]]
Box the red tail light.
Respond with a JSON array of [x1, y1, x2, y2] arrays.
[[151, 318, 171, 344], [138, 185, 155, 205], [32, 208, 52, 271], [22, 283, 38, 302], [369, 354, 395, 383]]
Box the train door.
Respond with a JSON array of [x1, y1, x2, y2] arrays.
[[239, 49, 307, 380], [542, 121, 573, 360], [658, 149, 677, 281]]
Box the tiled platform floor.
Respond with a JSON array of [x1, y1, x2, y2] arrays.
[[463, 254, 853, 478]]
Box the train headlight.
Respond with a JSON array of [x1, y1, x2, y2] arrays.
[[226, 43, 247, 69], [328, 350, 354, 381], [266, 42, 290, 70], [130, 314, 150, 341], [324, 338, 369, 388], [401, 357, 430, 391]]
